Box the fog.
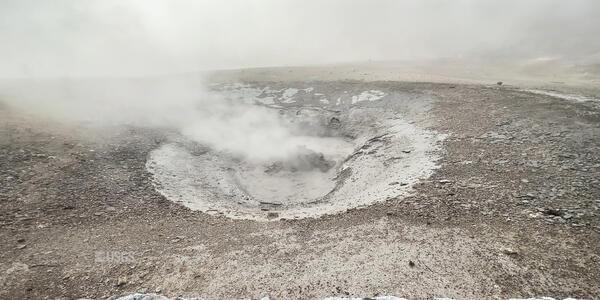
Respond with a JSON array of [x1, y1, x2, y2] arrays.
[[1, 0, 599, 162], [1, 0, 598, 78]]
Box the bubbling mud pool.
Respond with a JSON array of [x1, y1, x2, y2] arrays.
[[146, 82, 445, 220]]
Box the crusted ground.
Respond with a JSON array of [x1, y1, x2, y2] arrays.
[[1, 78, 599, 299]]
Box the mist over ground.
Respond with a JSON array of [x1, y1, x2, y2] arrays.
[[1, 0, 599, 161]]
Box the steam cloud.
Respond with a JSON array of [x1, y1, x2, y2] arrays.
[[0, 77, 315, 163]]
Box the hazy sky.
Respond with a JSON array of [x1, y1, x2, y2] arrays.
[[1, 0, 599, 78]]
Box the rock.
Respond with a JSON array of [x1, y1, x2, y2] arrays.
[[267, 212, 279, 219], [492, 159, 508, 165], [497, 81, 503, 86], [116, 277, 127, 286], [438, 179, 452, 184], [328, 117, 341, 129], [502, 248, 518, 256], [517, 193, 535, 200], [172, 236, 185, 243], [17, 244, 27, 250], [544, 208, 562, 216], [94, 212, 104, 216], [17, 238, 25, 243], [558, 153, 576, 159], [388, 182, 399, 185], [408, 260, 415, 267]]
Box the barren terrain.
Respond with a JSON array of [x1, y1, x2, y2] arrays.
[[1, 66, 600, 299]]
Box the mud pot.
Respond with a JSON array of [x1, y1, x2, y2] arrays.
[[146, 82, 445, 220]]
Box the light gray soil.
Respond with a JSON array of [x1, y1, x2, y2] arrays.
[[1, 71, 599, 299], [146, 82, 445, 220]]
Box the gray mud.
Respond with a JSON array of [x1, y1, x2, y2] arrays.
[[146, 82, 445, 220]]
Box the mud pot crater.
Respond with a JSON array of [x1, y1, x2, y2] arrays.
[[146, 82, 446, 220]]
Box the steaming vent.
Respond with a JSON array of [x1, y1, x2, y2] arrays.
[[146, 82, 445, 220]]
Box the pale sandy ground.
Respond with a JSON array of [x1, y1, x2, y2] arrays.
[[208, 57, 600, 93], [1, 58, 599, 300]]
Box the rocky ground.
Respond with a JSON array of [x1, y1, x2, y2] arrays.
[[1, 69, 599, 299]]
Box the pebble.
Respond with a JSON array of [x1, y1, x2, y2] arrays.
[[116, 277, 127, 286]]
